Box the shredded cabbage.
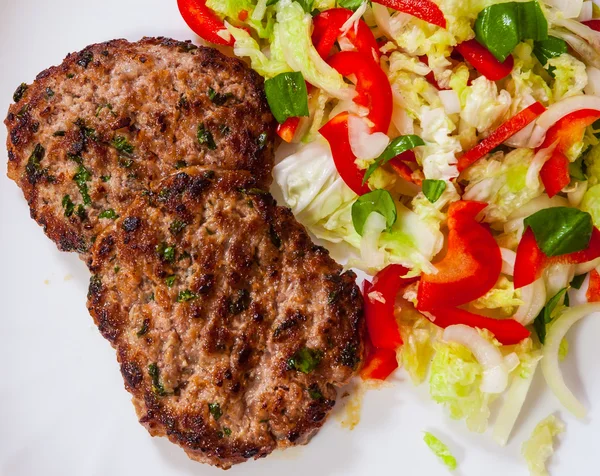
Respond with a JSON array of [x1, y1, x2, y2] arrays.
[[423, 432, 458, 470], [463, 149, 543, 223], [547, 53, 589, 101], [581, 184, 600, 227], [521, 415, 565, 476], [399, 309, 440, 384], [472, 276, 523, 315], [429, 340, 494, 432], [461, 76, 512, 134]]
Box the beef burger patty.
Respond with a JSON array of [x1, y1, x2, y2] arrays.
[[6, 37, 275, 257], [87, 167, 364, 469]]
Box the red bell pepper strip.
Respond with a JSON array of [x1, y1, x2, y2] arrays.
[[514, 227, 600, 288], [177, 0, 234, 46], [375, 0, 447, 29], [360, 348, 399, 380], [276, 117, 300, 143], [455, 40, 514, 81], [320, 113, 371, 195], [312, 8, 381, 61], [587, 269, 600, 302], [364, 264, 419, 350], [389, 157, 422, 185], [327, 51, 393, 133], [458, 102, 546, 172], [417, 201, 502, 310], [583, 20, 600, 31], [320, 52, 393, 193], [539, 109, 600, 197], [425, 308, 530, 345]]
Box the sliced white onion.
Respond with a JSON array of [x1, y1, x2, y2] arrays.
[[536, 96, 600, 134], [443, 325, 509, 394], [500, 248, 517, 276], [392, 104, 414, 135], [575, 256, 600, 275], [568, 180, 588, 207], [526, 142, 558, 190], [542, 303, 600, 418], [508, 194, 570, 220], [504, 352, 521, 373], [493, 360, 540, 446], [515, 278, 547, 325], [545, 263, 575, 298], [545, 0, 584, 19], [360, 212, 387, 270], [348, 115, 390, 160], [579, 1, 593, 21], [216, 29, 232, 42], [372, 3, 393, 39], [340, 1, 368, 36], [585, 67, 600, 96], [550, 27, 600, 69], [439, 90, 461, 115]]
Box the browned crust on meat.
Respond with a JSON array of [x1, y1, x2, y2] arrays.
[[6, 37, 275, 256], [87, 167, 364, 469]]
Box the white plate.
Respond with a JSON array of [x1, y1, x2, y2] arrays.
[[1, 1, 599, 475]]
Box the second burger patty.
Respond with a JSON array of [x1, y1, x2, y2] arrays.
[[5, 37, 275, 259], [87, 167, 365, 469]]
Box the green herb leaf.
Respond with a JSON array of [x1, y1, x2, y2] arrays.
[[197, 123, 217, 150], [423, 432, 458, 471], [363, 135, 424, 184], [208, 403, 222, 420], [264, 72, 309, 124], [422, 179, 447, 203], [571, 274, 587, 290], [223, 427, 232, 436], [62, 195, 75, 218], [148, 363, 169, 396], [164, 275, 177, 288], [111, 135, 134, 154], [351, 189, 397, 236], [100, 175, 111, 182], [208, 87, 233, 106], [266, 0, 279, 5], [98, 209, 119, 219], [533, 288, 567, 344], [13, 83, 28, 102], [137, 318, 150, 337], [73, 164, 92, 206], [524, 207, 593, 257], [156, 242, 176, 263], [170, 220, 187, 235], [307, 383, 324, 400], [288, 347, 323, 374], [338, 0, 363, 11], [26, 144, 49, 184], [475, 1, 548, 62], [177, 289, 198, 302]]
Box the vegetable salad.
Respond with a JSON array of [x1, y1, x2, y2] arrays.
[[178, 0, 600, 473]]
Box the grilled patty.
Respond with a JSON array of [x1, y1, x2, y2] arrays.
[[5, 37, 275, 258], [87, 167, 365, 469]]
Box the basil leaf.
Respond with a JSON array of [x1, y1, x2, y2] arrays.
[[475, 1, 548, 62], [569, 156, 587, 181], [422, 179, 447, 203], [524, 207, 593, 257], [363, 135, 424, 184], [338, 0, 363, 11], [264, 72, 309, 123], [351, 189, 397, 236], [533, 287, 567, 344], [533, 36, 568, 66], [571, 274, 587, 290]]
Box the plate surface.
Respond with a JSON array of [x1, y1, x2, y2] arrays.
[[1, 1, 599, 475]]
